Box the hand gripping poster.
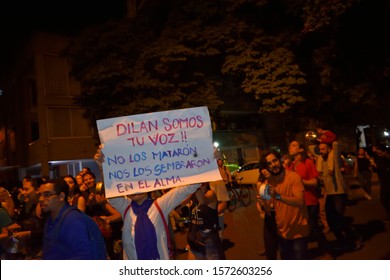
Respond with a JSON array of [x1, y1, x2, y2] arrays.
[[96, 106, 222, 198]]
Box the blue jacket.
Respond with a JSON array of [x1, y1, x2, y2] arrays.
[[42, 204, 95, 260]]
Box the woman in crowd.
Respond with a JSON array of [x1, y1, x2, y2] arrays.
[[187, 182, 225, 260], [63, 175, 86, 212], [354, 147, 373, 200]]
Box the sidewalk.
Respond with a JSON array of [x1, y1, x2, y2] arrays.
[[174, 173, 390, 260]]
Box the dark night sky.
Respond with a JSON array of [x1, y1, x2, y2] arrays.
[[0, 0, 126, 79]]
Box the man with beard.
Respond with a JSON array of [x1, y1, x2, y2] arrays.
[[260, 150, 310, 259], [317, 142, 361, 252], [39, 179, 106, 259]]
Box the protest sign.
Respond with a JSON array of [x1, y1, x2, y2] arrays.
[[97, 106, 222, 198]]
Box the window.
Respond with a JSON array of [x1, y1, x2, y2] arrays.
[[47, 107, 92, 138], [240, 162, 259, 172], [43, 54, 69, 96], [72, 108, 92, 136]]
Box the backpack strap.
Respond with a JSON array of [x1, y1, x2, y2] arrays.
[[48, 206, 97, 241], [45, 205, 107, 259], [124, 204, 131, 219], [153, 200, 174, 258], [124, 200, 174, 258]]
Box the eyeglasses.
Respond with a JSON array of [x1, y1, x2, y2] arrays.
[[266, 158, 279, 166], [40, 192, 58, 199]]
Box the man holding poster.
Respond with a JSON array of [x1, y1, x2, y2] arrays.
[[95, 107, 222, 260]]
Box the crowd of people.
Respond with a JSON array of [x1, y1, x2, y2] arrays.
[[0, 167, 122, 259], [0, 127, 389, 260], [255, 128, 390, 260]]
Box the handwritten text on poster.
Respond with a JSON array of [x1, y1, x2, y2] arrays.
[[96, 107, 221, 198]]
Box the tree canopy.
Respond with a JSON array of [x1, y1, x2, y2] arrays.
[[66, 0, 390, 130]]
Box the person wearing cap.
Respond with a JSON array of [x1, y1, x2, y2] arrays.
[[286, 140, 332, 259]]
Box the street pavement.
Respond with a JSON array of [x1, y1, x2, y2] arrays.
[[174, 173, 390, 260]]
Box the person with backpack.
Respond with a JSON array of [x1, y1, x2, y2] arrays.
[[39, 179, 107, 260], [187, 182, 225, 260]]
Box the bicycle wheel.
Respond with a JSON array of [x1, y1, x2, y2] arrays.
[[228, 188, 238, 212], [239, 186, 251, 206]]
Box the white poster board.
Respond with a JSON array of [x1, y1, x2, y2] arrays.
[[96, 106, 222, 198]]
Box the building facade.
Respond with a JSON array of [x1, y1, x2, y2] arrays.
[[0, 32, 98, 183]]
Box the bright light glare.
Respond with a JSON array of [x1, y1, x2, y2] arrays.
[[213, 142, 219, 148], [384, 131, 389, 137]]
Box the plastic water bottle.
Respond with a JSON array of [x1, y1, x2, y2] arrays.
[[258, 183, 272, 200]]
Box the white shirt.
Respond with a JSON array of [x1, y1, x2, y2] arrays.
[[316, 142, 347, 195], [109, 183, 200, 260]]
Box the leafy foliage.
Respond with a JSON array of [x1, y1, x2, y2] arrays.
[[66, 0, 389, 129], [224, 46, 306, 113], [300, 0, 358, 33]]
